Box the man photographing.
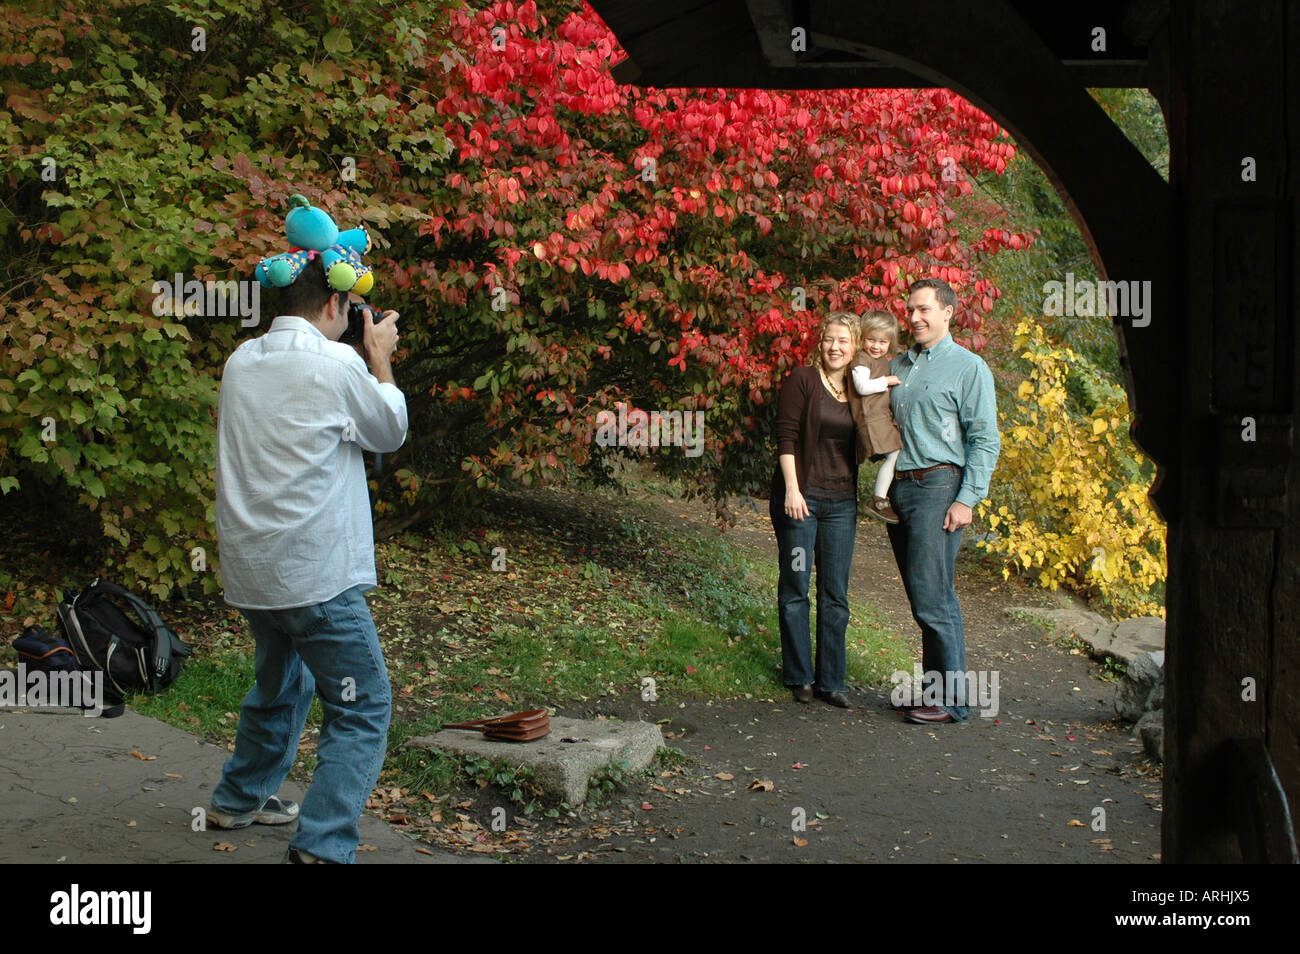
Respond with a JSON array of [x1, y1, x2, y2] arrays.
[[210, 231, 407, 863]]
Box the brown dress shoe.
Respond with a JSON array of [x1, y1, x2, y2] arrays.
[[903, 705, 955, 724], [866, 496, 900, 524], [791, 684, 814, 703]]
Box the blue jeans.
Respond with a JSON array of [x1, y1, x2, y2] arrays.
[[771, 494, 857, 692], [211, 585, 392, 863], [887, 466, 969, 720]]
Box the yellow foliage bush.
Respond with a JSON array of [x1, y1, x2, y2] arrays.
[[976, 321, 1166, 618]]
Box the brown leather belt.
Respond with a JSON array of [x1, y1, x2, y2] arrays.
[[894, 463, 959, 481]]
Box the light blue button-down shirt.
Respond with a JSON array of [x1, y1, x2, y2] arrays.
[[889, 333, 1001, 509], [215, 316, 408, 609]]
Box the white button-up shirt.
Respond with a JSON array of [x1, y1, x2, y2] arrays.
[[215, 316, 408, 609]]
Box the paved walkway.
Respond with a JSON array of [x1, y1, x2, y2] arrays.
[[0, 706, 471, 864]]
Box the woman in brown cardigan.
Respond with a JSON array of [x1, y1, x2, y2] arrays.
[[769, 313, 862, 707]]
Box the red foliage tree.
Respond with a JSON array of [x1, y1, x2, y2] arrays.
[[400, 0, 1030, 509]]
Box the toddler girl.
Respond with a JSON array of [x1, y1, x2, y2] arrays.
[[848, 311, 904, 523]]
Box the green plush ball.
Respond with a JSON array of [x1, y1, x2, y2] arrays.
[[266, 259, 294, 286], [327, 261, 357, 291]]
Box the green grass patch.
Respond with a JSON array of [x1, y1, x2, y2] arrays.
[[128, 657, 257, 741]]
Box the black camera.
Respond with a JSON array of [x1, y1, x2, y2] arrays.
[[340, 301, 383, 345]]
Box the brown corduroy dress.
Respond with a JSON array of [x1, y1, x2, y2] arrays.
[[847, 351, 903, 465]]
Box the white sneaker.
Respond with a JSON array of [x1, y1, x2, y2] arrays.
[[208, 795, 300, 829]]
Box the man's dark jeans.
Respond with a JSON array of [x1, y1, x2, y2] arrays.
[[888, 466, 970, 720]]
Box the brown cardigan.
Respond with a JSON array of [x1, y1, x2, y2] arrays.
[[847, 351, 904, 463], [770, 365, 859, 499]]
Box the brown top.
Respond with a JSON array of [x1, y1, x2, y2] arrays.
[[806, 389, 856, 499], [771, 365, 859, 501]]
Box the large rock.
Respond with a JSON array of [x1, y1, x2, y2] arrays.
[[1007, 608, 1167, 667], [407, 716, 664, 805], [1115, 652, 1164, 722], [1006, 607, 1113, 655], [1136, 710, 1164, 762], [1108, 617, 1166, 665]]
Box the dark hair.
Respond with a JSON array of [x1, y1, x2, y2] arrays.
[[909, 278, 957, 311], [279, 264, 342, 321]]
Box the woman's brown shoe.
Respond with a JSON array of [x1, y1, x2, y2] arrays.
[[866, 496, 900, 524]]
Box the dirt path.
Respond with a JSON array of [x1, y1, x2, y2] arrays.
[[541, 494, 1163, 863]]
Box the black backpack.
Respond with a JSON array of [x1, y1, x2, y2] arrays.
[[11, 624, 116, 716], [54, 579, 192, 708]]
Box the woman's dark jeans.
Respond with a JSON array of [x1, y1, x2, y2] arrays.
[[771, 493, 857, 691]]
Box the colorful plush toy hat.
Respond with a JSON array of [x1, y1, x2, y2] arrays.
[[255, 194, 375, 296]]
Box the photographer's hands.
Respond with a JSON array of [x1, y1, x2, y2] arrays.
[[363, 309, 400, 385]]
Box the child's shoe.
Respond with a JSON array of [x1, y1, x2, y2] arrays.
[[866, 496, 900, 524]]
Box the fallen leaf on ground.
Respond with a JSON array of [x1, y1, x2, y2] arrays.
[[640, 802, 654, 810], [130, 750, 157, 761], [714, 771, 735, 781], [357, 845, 378, 852], [793, 836, 807, 847], [212, 842, 237, 852], [415, 848, 435, 856], [164, 773, 183, 779], [1067, 819, 1087, 827], [748, 779, 775, 792]]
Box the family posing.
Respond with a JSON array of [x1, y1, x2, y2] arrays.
[[770, 278, 1001, 723]]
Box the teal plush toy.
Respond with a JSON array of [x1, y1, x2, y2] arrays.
[[255, 194, 375, 295]]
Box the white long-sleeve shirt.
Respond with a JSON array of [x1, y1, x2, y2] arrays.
[[851, 364, 890, 396], [215, 316, 408, 609]]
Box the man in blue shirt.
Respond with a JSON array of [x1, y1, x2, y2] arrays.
[[210, 266, 407, 862], [887, 279, 1001, 723]]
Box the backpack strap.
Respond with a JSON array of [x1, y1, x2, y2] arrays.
[[83, 580, 191, 691]]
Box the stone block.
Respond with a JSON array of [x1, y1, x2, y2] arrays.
[[407, 716, 664, 805]]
